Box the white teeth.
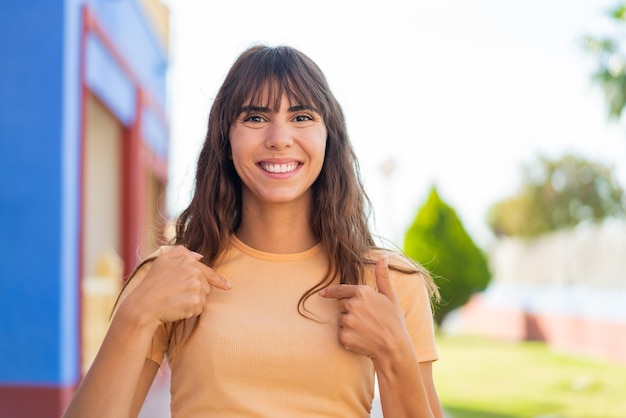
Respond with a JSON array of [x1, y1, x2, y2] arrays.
[[260, 162, 299, 173]]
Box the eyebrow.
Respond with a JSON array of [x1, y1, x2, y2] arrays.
[[238, 104, 319, 114]]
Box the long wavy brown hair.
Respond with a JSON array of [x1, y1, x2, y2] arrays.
[[175, 45, 380, 310], [120, 45, 437, 348]]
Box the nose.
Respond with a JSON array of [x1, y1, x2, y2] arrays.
[[265, 120, 293, 150]]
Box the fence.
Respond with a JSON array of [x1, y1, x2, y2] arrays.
[[456, 219, 626, 363]]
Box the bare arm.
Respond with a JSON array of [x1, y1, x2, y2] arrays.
[[420, 361, 443, 418], [375, 355, 442, 418], [130, 359, 161, 417], [63, 246, 231, 418], [62, 304, 161, 418]]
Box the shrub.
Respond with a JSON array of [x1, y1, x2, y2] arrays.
[[404, 186, 491, 325]]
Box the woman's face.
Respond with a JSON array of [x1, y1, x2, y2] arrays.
[[229, 93, 327, 209]]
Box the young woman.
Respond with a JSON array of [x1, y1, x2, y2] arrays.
[[63, 45, 443, 417]]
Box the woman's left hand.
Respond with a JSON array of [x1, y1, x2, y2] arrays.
[[319, 256, 412, 359]]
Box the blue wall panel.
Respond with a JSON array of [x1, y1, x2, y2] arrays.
[[142, 107, 169, 160], [85, 32, 137, 126], [90, 0, 168, 107], [86, 0, 168, 158], [0, 0, 70, 384], [60, 0, 84, 386], [0, 0, 168, 389]]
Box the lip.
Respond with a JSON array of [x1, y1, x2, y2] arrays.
[[258, 158, 302, 164]]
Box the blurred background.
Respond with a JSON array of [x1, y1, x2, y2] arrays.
[[1, 1, 625, 417]]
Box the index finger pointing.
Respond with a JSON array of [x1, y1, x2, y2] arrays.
[[319, 285, 359, 299], [198, 263, 232, 290]]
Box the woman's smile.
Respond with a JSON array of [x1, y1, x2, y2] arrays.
[[258, 160, 302, 175]]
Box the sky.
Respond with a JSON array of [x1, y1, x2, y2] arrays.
[[162, 0, 626, 249]]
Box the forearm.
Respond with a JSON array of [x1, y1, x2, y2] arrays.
[[62, 306, 158, 418], [374, 341, 436, 418]]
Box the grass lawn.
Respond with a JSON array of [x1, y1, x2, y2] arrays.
[[434, 334, 626, 418]]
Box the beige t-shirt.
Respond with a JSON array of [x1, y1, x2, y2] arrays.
[[141, 236, 438, 417]]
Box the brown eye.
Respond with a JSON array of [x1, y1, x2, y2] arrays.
[[244, 115, 265, 123], [293, 114, 313, 122]]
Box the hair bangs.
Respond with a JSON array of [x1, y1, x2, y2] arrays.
[[224, 46, 330, 123]]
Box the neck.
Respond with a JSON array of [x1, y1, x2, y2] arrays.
[[236, 198, 318, 254]]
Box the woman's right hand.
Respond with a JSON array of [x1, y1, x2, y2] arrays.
[[120, 245, 232, 328]]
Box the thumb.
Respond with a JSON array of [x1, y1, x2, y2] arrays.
[[375, 255, 396, 301]]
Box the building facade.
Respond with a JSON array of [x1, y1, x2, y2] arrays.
[[0, 1, 170, 416]]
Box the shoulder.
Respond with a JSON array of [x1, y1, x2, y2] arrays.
[[365, 247, 425, 276], [117, 246, 175, 301], [364, 247, 437, 303]]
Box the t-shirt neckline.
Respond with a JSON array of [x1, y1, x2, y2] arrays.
[[230, 234, 323, 262]]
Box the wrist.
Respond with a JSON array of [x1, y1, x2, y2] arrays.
[[113, 298, 160, 337], [372, 334, 417, 377]]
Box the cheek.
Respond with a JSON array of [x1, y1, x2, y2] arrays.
[[228, 141, 246, 177], [228, 130, 245, 163], [313, 141, 327, 178], [316, 127, 328, 159], [319, 142, 327, 164]]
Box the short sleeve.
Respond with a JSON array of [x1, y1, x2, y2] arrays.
[[391, 271, 439, 363], [147, 323, 168, 365]]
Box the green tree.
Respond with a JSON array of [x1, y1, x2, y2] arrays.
[[584, 3, 626, 120], [487, 154, 625, 238], [404, 186, 491, 326]]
